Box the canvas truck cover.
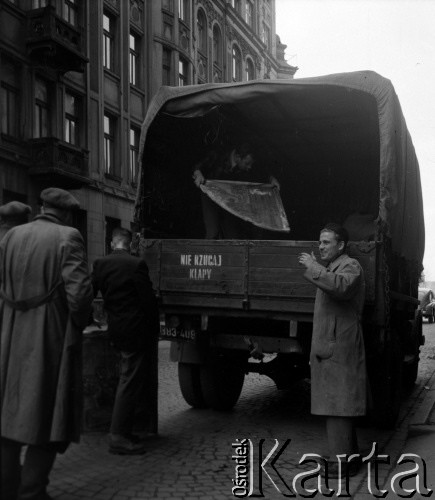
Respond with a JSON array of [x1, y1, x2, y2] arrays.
[[135, 70, 424, 267]]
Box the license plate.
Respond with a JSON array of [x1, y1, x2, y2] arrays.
[[159, 325, 197, 342]]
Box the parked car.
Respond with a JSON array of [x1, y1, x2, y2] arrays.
[[418, 288, 435, 323]]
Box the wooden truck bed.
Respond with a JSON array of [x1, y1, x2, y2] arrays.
[[140, 239, 377, 316]]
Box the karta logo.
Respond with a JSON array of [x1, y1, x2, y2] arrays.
[[231, 439, 433, 498]]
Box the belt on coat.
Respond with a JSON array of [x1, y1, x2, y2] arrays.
[[0, 281, 63, 311]]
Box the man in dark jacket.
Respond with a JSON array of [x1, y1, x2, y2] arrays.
[[92, 227, 159, 455], [193, 143, 280, 239], [1, 187, 93, 500]]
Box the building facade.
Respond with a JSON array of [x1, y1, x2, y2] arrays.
[[0, 0, 296, 263]]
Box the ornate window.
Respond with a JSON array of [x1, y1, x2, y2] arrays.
[[34, 78, 50, 138], [129, 32, 140, 86], [129, 126, 140, 183], [63, 0, 78, 26], [103, 13, 115, 70], [245, 0, 254, 29], [197, 8, 206, 54], [178, 57, 188, 86], [262, 22, 271, 50], [231, 0, 241, 15], [64, 91, 80, 145], [163, 16, 173, 40], [197, 8, 207, 83], [104, 113, 115, 174], [212, 24, 223, 83], [178, 0, 189, 23], [232, 45, 242, 82], [162, 48, 172, 85], [246, 58, 255, 81], [1, 58, 19, 138]]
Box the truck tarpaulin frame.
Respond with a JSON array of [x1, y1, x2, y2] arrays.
[[135, 71, 424, 268]]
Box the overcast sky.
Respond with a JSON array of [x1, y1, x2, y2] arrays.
[[275, 0, 435, 281]]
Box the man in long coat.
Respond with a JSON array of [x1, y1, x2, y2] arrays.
[[0, 187, 93, 500], [0, 200, 32, 241], [299, 222, 366, 478]]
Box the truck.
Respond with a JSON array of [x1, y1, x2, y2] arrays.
[[134, 71, 425, 428]]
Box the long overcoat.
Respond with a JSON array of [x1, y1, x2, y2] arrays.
[[0, 222, 13, 241], [304, 253, 367, 416], [0, 214, 93, 446]]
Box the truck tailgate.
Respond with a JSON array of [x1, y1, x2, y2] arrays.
[[140, 239, 376, 314]]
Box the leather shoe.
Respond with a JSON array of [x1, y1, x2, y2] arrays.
[[109, 434, 147, 455]]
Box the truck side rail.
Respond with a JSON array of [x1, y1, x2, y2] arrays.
[[139, 239, 377, 314]]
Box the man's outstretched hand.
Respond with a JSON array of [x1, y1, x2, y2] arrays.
[[298, 252, 317, 269]]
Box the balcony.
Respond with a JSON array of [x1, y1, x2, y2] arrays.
[[26, 6, 88, 73], [29, 138, 90, 189]]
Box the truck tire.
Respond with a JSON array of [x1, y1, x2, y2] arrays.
[[178, 362, 208, 409], [200, 357, 245, 411]]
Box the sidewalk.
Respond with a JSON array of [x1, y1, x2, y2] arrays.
[[392, 370, 435, 491], [353, 371, 435, 499]]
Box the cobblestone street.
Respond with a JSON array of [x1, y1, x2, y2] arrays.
[[48, 323, 435, 499]]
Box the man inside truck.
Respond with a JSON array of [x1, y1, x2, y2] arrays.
[[298, 223, 366, 478], [192, 142, 280, 239]]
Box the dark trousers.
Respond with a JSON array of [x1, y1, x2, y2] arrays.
[[326, 416, 359, 458], [201, 192, 261, 239], [1, 437, 57, 500], [110, 351, 147, 436]]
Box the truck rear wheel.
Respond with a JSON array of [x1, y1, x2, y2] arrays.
[[200, 356, 245, 411], [178, 362, 208, 409]]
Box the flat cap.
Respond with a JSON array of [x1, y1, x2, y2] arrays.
[[0, 201, 32, 219], [40, 187, 80, 210]]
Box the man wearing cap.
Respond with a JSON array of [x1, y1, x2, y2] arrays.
[[0, 187, 93, 500], [0, 200, 32, 241]]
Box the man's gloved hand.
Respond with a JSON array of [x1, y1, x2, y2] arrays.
[[269, 176, 280, 190], [193, 169, 205, 187], [249, 342, 264, 360], [244, 336, 264, 360]]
